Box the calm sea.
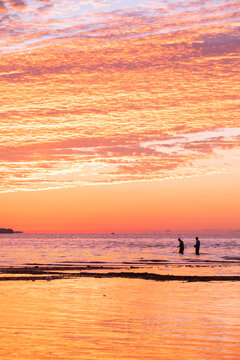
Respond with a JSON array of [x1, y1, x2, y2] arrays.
[[0, 233, 240, 360], [0, 233, 239, 266]]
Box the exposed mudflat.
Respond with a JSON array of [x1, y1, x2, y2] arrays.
[[1, 266, 240, 282]]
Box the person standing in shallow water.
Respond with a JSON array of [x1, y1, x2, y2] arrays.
[[178, 238, 184, 254], [194, 237, 200, 255]]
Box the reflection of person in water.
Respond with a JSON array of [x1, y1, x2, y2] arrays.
[[178, 238, 184, 254], [194, 237, 200, 255]]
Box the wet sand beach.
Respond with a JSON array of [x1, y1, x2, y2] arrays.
[[0, 272, 239, 360], [1, 264, 240, 282]]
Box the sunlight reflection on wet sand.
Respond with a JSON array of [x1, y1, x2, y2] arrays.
[[0, 278, 239, 359]]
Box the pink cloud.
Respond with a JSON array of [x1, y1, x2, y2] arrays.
[[5, 0, 26, 10], [0, 0, 239, 53], [0, 1, 8, 12]]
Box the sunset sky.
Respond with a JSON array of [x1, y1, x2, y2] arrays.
[[0, 0, 239, 233]]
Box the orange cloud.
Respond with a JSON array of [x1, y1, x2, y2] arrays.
[[0, 127, 239, 192], [0, 0, 239, 193]]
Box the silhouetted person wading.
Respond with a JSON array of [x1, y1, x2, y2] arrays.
[[178, 238, 184, 254], [194, 237, 200, 255]]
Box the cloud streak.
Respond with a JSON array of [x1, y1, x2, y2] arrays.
[[0, 127, 239, 192]]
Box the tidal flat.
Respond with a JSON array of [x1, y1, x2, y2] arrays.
[[1, 263, 240, 282]]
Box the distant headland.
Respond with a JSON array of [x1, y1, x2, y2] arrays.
[[0, 228, 23, 234]]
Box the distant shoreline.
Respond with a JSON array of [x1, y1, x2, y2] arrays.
[[0, 228, 23, 234]]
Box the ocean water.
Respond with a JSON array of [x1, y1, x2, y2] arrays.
[[0, 233, 239, 267], [0, 234, 239, 360]]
